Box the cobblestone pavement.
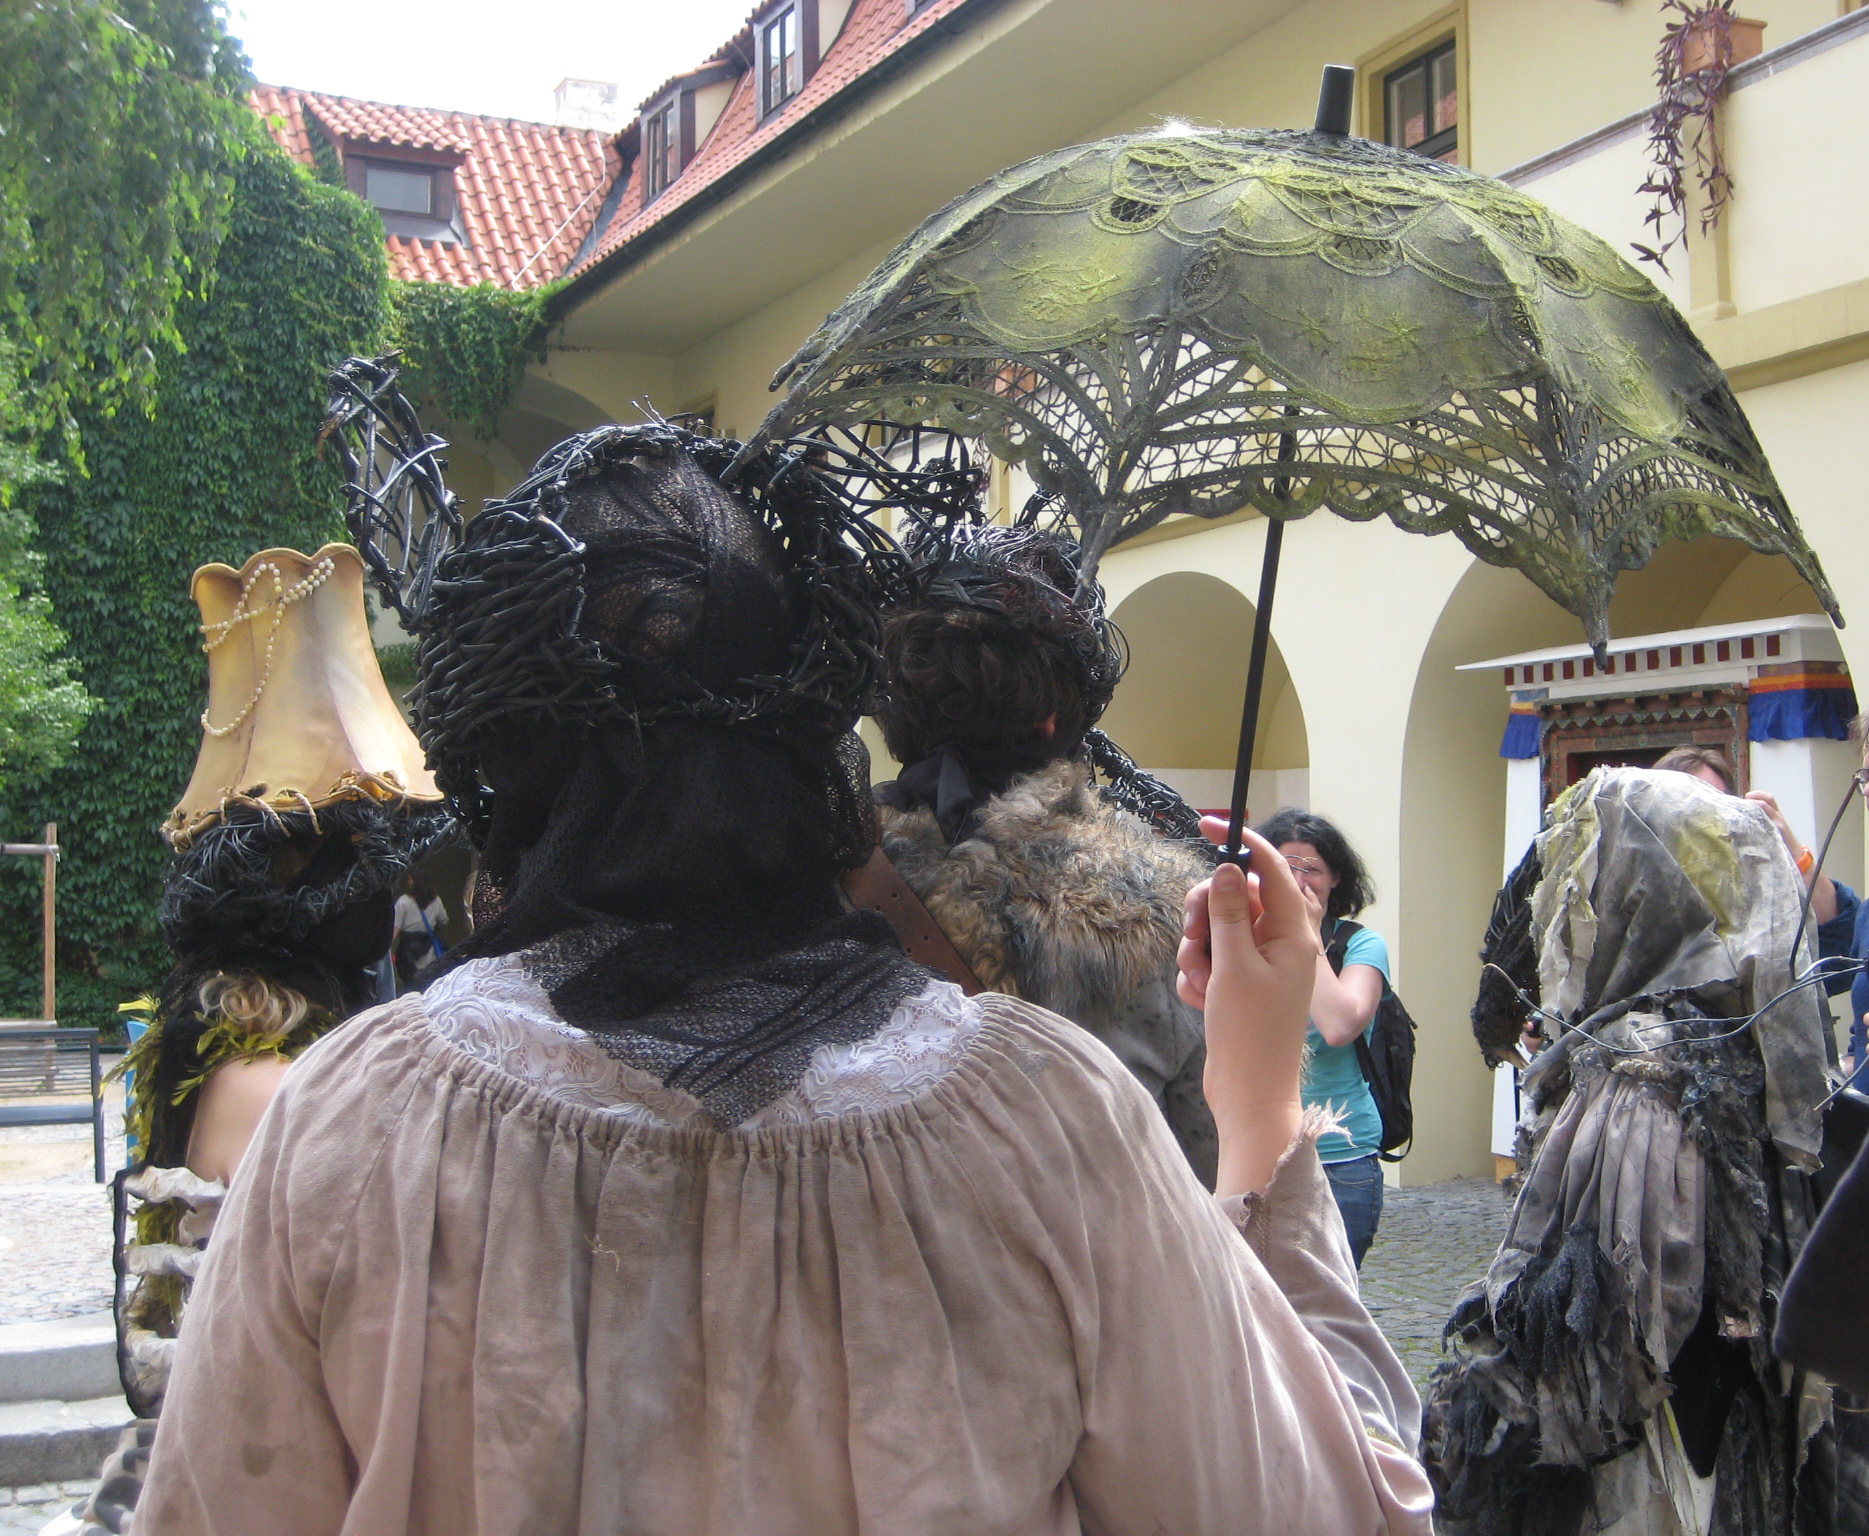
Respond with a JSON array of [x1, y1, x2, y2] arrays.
[[0, 1480, 91, 1535], [1360, 1174, 1514, 1392], [0, 1080, 126, 1328]]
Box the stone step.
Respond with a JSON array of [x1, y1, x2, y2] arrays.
[[0, 1319, 118, 1408], [0, 1397, 129, 1488]]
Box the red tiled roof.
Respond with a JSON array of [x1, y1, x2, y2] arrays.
[[250, 84, 620, 290], [573, 0, 980, 278]]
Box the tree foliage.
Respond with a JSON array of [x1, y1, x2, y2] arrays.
[[0, 136, 390, 1024], [0, 502, 92, 791], [0, 15, 558, 1023], [0, 0, 252, 446]]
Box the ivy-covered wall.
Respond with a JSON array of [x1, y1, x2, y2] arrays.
[[390, 280, 558, 440], [0, 133, 390, 1025]]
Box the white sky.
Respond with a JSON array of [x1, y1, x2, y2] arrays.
[[229, 0, 754, 125]]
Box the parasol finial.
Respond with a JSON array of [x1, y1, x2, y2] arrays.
[[1314, 64, 1355, 135]]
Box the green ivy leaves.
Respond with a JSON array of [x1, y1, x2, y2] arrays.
[[389, 280, 559, 438], [0, 139, 390, 1027]]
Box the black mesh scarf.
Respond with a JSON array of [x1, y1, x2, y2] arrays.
[[436, 428, 930, 1126]]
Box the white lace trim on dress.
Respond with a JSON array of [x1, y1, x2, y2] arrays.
[[421, 957, 983, 1130]]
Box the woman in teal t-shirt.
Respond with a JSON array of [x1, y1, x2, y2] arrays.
[[1255, 809, 1388, 1266]]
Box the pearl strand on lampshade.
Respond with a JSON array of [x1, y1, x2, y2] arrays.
[[199, 556, 337, 739]]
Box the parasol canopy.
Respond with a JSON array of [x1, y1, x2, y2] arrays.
[[745, 117, 1838, 655]]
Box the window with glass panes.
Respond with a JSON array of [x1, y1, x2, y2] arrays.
[[762, 6, 801, 114], [364, 163, 435, 215], [1383, 40, 1458, 162], [643, 101, 678, 199]]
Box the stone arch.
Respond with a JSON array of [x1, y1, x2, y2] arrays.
[[1103, 570, 1309, 818]]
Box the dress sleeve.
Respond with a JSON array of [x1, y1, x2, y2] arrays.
[[1065, 1106, 1433, 1535], [1222, 1114, 1422, 1463]]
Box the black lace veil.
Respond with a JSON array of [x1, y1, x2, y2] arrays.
[[432, 425, 932, 1124]]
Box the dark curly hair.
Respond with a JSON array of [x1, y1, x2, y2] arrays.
[[875, 605, 1099, 767], [1253, 807, 1374, 923], [875, 525, 1122, 767]]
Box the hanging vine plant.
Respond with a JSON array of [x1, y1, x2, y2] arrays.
[[388, 279, 561, 438], [1635, 0, 1746, 269]]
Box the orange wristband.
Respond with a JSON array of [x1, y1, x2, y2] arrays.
[[1796, 846, 1815, 876]]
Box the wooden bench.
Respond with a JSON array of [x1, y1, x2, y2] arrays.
[[0, 1025, 105, 1182]]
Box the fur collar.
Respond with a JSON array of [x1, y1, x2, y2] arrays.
[[877, 757, 1207, 1017]]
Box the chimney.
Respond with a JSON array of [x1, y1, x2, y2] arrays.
[[554, 78, 623, 131]]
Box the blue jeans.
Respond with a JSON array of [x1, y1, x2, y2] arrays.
[[1323, 1153, 1384, 1268]]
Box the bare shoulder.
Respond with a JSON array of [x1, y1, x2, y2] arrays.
[[186, 1055, 294, 1185]]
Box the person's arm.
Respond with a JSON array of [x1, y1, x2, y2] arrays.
[[1065, 1123, 1433, 1536], [1310, 958, 1385, 1047], [1067, 827, 1431, 1530]]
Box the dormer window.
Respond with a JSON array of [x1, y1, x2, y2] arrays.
[[346, 151, 462, 242], [761, 5, 803, 115], [643, 100, 679, 199]]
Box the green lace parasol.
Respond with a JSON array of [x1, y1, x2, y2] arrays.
[[748, 122, 1836, 654]]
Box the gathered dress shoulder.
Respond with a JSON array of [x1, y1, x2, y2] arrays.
[[140, 956, 1432, 1536]]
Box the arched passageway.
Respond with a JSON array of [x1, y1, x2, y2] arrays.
[[1104, 571, 1309, 820]]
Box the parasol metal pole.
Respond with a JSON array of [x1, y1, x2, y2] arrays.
[[1220, 63, 1357, 868], [1223, 409, 1302, 863], [1314, 65, 1356, 136], [1222, 522, 1286, 865]]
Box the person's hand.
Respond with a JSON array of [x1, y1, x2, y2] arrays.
[[1178, 817, 1320, 1013], [1177, 822, 1315, 1025], [1746, 789, 1803, 858], [1179, 817, 1317, 1195], [1296, 880, 1327, 945]]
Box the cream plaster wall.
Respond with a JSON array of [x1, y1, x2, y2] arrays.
[[1723, 36, 1869, 313], [1102, 571, 1307, 773], [1507, 128, 1693, 312], [1094, 0, 1839, 175], [672, 239, 898, 440], [532, 348, 675, 426], [1463, 0, 1836, 175], [1737, 354, 1869, 882], [512, 0, 1868, 1182], [1096, 512, 1567, 1182]]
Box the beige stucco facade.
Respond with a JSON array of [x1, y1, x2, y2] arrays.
[[487, 0, 1869, 1182]]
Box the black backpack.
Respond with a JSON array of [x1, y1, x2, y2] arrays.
[[1324, 920, 1418, 1161]]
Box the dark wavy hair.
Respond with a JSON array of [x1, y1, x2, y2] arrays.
[[875, 605, 1098, 767], [1253, 807, 1373, 923]]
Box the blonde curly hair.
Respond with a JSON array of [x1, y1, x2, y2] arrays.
[[195, 972, 313, 1042]]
